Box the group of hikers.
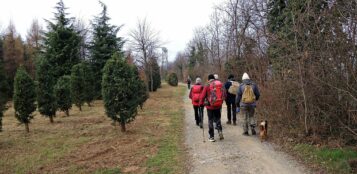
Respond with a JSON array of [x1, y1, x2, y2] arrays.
[[188, 73, 260, 142]]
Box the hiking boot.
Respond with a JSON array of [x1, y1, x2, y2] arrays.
[[226, 120, 232, 124], [233, 122, 237, 126], [208, 137, 216, 142], [243, 131, 249, 136], [218, 131, 224, 140], [251, 129, 256, 135]]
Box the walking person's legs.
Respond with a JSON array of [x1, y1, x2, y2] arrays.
[[226, 102, 232, 124], [207, 109, 215, 142], [248, 106, 256, 135], [193, 106, 199, 126], [242, 106, 249, 135], [214, 109, 224, 140], [199, 106, 204, 128], [232, 103, 237, 125]]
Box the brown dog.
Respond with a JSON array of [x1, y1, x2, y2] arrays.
[[259, 120, 268, 142]]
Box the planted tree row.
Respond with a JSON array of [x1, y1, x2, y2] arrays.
[[0, 0, 150, 132]]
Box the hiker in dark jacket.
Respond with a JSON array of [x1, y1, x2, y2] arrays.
[[236, 73, 260, 136], [199, 74, 225, 142], [187, 76, 191, 89], [189, 77, 204, 128], [224, 74, 237, 125]]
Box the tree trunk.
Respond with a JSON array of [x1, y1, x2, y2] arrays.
[[25, 123, 29, 133], [65, 110, 69, 117], [79, 105, 82, 111], [150, 66, 154, 91], [49, 115, 54, 123], [120, 122, 126, 132], [87, 102, 92, 107]]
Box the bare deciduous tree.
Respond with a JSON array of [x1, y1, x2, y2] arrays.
[[129, 18, 162, 91]]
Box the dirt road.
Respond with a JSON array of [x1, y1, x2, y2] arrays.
[[184, 90, 309, 174]]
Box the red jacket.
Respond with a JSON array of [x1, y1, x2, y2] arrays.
[[189, 84, 203, 106], [199, 80, 225, 110]]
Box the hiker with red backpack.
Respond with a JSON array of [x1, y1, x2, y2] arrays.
[[225, 74, 239, 125], [199, 74, 226, 142], [189, 77, 204, 128], [236, 73, 260, 136]]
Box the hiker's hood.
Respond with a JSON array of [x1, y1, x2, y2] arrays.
[[242, 79, 252, 85]]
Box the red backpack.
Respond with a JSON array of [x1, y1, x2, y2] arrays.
[[208, 80, 225, 107], [192, 85, 202, 102]]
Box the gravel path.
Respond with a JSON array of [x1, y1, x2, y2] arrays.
[[184, 90, 309, 174]]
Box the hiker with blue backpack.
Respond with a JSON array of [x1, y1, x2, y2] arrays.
[[189, 77, 204, 128], [236, 73, 260, 136], [199, 74, 226, 142]]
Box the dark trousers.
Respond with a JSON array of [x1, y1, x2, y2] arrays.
[[193, 106, 204, 125], [187, 83, 191, 89], [207, 109, 222, 138], [226, 102, 237, 123]]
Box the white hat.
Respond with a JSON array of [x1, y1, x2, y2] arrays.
[[214, 74, 219, 79], [242, 73, 250, 80], [196, 77, 202, 84]]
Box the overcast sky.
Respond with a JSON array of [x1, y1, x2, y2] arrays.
[[0, 0, 219, 61]]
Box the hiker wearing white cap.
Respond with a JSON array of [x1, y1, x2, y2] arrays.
[[236, 73, 260, 136], [189, 77, 204, 128]]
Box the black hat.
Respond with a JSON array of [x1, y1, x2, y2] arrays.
[[208, 74, 215, 80], [228, 74, 234, 80]]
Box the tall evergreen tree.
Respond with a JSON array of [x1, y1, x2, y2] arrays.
[[131, 66, 149, 109], [0, 38, 10, 132], [36, 56, 57, 123], [102, 53, 139, 132], [54, 75, 71, 116], [90, 1, 124, 98], [148, 58, 161, 92], [70, 63, 85, 111], [43, 0, 81, 79], [82, 62, 95, 106], [13, 66, 36, 132]]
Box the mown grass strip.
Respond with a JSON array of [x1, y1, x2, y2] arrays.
[[146, 84, 186, 174], [294, 144, 357, 174]]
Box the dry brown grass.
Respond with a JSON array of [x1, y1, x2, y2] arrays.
[[0, 83, 186, 174]]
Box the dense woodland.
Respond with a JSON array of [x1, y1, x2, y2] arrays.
[[170, 0, 357, 146], [0, 0, 158, 132]]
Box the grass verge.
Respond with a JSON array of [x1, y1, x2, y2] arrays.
[[293, 144, 357, 174], [146, 84, 186, 174]]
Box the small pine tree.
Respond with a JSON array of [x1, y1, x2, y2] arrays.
[[54, 75, 71, 116], [36, 56, 57, 123], [102, 53, 139, 132], [82, 63, 95, 106], [132, 66, 148, 109], [13, 66, 36, 132], [148, 59, 161, 92], [0, 50, 10, 132], [70, 63, 85, 111], [167, 73, 178, 86]]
